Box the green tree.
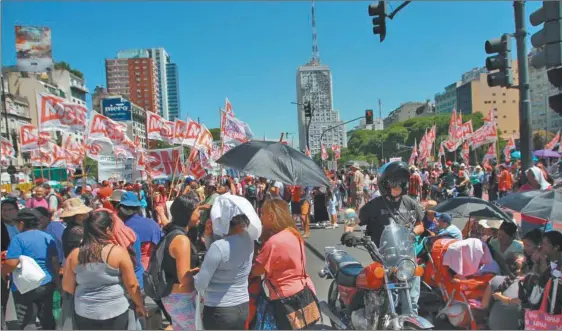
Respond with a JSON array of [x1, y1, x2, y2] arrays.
[[82, 156, 98, 179], [54, 61, 84, 79], [533, 130, 557, 151], [209, 128, 221, 141]]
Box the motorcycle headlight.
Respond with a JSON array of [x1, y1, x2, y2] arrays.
[[396, 259, 416, 281]]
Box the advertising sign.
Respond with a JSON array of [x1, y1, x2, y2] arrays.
[[97, 156, 143, 182], [15, 26, 54, 72], [102, 97, 132, 121]]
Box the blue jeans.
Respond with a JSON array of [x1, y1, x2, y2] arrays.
[[399, 276, 420, 315]]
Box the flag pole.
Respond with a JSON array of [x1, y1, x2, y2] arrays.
[[218, 108, 225, 179]]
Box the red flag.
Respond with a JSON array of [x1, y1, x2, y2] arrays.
[[225, 97, 234, 117], [321, 144, 328, 161]]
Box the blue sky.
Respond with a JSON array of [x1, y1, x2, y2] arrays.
[[2, 1, 541, 139]]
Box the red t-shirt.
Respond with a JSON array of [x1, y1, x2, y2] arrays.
[[255, 229, 315, 300]]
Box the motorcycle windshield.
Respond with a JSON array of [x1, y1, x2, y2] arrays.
[[378, 221, 416, 267]]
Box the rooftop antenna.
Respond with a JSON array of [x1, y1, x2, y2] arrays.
[[309, 0, 320, 66]]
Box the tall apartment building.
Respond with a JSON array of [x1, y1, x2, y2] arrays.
[[112, 48, 181, 120], [50, 69, 88, 107], [296, 64, 347, 156], [105, 54, 161, 114], [456, 61, 520, 139], [166, 63, 180, 121], [528, 48, 562, 133]]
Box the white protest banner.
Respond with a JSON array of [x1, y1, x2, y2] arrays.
[[195, 124, 213, 156], [184, 118, 201, 146], [86, 112, 128, 145], [36, 92, 87, 132], [61, 132, 84, 156], [19, 125, 51, 152], [147, 112, 173, 143], [85, 140, 114, 161], [97, 155, 143, 182], [145, 147, 184, 178]]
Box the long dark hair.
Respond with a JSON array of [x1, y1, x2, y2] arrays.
[[164, 193, 199, 234], [78, 211, 114, 264]]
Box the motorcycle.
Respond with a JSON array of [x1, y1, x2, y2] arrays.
[[318, 220, 434, 330]]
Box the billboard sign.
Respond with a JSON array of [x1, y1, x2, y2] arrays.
[[102, 97, 132, 121], [15, 26, 54, 72]]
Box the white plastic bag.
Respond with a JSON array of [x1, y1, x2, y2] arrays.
[[12, 255, 47, 294]]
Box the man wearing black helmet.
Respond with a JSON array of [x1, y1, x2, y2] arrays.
[[357, 161, 425, 313]]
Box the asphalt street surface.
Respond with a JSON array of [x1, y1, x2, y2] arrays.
[[303, 217, 470, 330]]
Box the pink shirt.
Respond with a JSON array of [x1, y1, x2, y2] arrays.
[[25, 197, 49, 209], [256, 229, 316, 300]]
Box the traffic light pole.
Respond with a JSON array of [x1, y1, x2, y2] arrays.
[[514, 0, 533, 172], [319, 116, 365, 148]]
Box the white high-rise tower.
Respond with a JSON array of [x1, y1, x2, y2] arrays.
[[296, 0, 347, 156]]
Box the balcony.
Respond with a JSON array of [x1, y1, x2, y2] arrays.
[[70, 76, 89, 93]]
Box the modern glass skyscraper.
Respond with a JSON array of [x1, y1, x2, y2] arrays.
[[115, 48, 180, 120], [166, 63, 180, 121]]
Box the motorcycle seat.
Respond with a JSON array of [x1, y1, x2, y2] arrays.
[[336, 265, 363, 287], [327, 250, 363, 275]]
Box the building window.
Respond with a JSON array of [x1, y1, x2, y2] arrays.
[[492, 93, 496, 96], [503, 115, 507, 118], [503, 100, 506, 103]]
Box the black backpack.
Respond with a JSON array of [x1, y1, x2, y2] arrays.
[[143, 228, 185, 301]]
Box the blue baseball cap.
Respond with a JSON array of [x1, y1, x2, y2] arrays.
[[438, 213, 453, 225], [119, 191, 142, 207]]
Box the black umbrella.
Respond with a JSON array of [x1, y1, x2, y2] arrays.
[[216, 141, 330, 187], [433, 196, 513, 223], [496, 189, 562, 222]]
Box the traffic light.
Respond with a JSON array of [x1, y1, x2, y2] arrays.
[[303, 101, 312, 118], [547, 67, 562, 115], [485, 34, 513, 88], [529, 1, 562, 69], [365, 109, 374, 125], [368, 1, 388, 42]]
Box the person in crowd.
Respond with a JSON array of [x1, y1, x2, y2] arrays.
[[2, 208, 60, 330], [251, 198, 317, 326], [2, 199, 20, 241], [408, 167, 423, 201], [470, 165, 485, 199], [36, 206, 65, 265], [25, 184, 49, 209], [312, 187, 329, 228], [422, 201, 439, 235], [532, 230, 562, 286], [525, 166, 552, 191], [62, 211, 145, 330], [435, 213, 463, 240], [481, 252, 526, 330], [498, 164, 513, 198], [290, 185, 302, 226], [488, 221, 523, 260], [478, 219, 501, 243], [157, 194, 206, 330], [327, 188, 339, 229], [300, 187, 311, 238], [153, 185, 168, 213], [42, 183, 61, 214], [0, 199, 18, 329], [117, 191, 162, 270], [454, 164, 471, 197], [194, 212, 254, 329], [521, 228, 542, 270], [245, 178, 259, 211], [133, 184, 149, 217], [486, 164, 499, 202], [352, 165, 365, 209], [197, 178, 220, 250], [60, 198, 93, 259]]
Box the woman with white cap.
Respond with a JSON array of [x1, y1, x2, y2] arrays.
[[194, 194, 257, 330]]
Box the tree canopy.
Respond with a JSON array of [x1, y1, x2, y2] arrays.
[[321, 112, 518, 167]]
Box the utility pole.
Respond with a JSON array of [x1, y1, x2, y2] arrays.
[[514, 0, 533, 171]]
